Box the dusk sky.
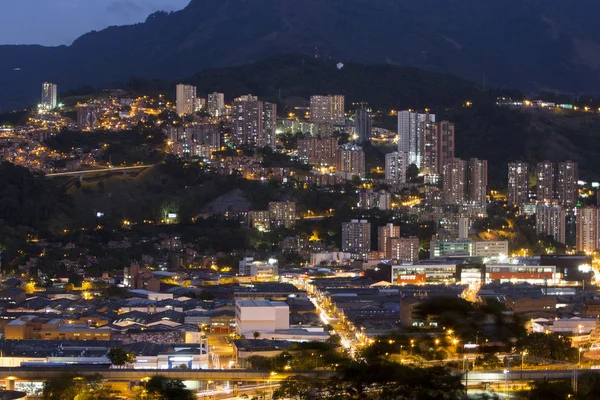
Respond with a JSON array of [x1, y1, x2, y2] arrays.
[[0, 0, 190, 46]]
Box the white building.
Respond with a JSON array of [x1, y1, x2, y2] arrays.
[[310, 95, 345, 124], [385, 151, 407, 184], [41, 82, 58, 111], [207, 92, 225, 116], [397, 110, 435, 168], [176, 84, 197, 116], [235, 300, 289, 335]]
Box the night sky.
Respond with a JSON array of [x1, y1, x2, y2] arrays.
[[0, 0, 190, 46]]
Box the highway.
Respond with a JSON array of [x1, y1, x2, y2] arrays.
[[464, 368, 597, 384], [45, 165, 154, 177]]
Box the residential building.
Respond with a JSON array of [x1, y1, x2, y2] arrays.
[[508, 162, 530, 205], [467, 158, 488, 207], [536, 161, 555, 203], [336, 143, 365, 180], [354, 103, 372, 144], [387, 237, 419, 262], [207, 92, 225, 116], [358, 190, 391, 210], [385, 151, 407, 184], [310, 95, 345, 124], [342, 220, 371, 258], [176, 84, 197, 116], [248, 210, 271, 231], [536, 204, 567, 244], [421, 120, 454, 176], [41, 82, 58, 110], [235, 300, 289, 335], [557, 161, 579, 207], [397, 110, 435, 168], [442, 158, 467, 204], [268, 201, 296, 228], [297, 137, 337, 165], [231, 95, 276, 149], [576, 206, 599, 253], [378, 223, 400, 254]]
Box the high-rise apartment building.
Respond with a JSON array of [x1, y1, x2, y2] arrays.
[[536, 204, 566, 244], [231, 95, 276, 149], [467, 158, 488, 207], [536, 161, 555, 203], [268, 201, 296, 228], [387, 237, 420, 262], [207, 92, 225, 116], [341, 220, 371, 258], [385, 151, 407, 184], [557, 161, 579, 207], [176, 84, 197, 116], [354, 103, 372, 144], [576, 206, 599, 253], [397, 111, 435, 168], [508, 162, 530, 205], [378, 223, 400, 254], [262, 102, 277, 149], [421, 120, 454, 176], [442, 158, 467, 204], [297, 137, 338, 166], [310, 95, 345, 124], [336, 143, 365, 180], [41, 82, 58, 111]]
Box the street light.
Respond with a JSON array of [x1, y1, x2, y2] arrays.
[[579, 347, 583, 369], [503, 369, 509, 393], [521, 350, 527, 379]]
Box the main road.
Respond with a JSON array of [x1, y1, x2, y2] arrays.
[[45, 164, 154, 178]]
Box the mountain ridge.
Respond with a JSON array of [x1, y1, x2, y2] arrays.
[[3, 0, 600, 110]]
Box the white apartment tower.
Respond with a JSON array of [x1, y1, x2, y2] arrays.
[[207, 92, 225, 116], [576, 206, 599, 253], [536, 204, 566, 244], [176, 84, 197, 116], [508, 162, 530, 206], [341, 220, 371, 258], [536, 161, 555, 203], [397, 110, 435, 169], [385, 151, 407, 184], [41, 82, 58, 111]]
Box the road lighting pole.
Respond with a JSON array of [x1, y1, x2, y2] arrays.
[[521, 350, 527, 379]]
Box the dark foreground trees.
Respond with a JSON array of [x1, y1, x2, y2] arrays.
[[273, 360, 463, 400]]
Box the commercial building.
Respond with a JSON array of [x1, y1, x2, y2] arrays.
[[235, 300, 289, 335], [430, 238, 508, 259], [336, 143, 365, 180], [387, 237, 419, 262], [341, 220, 371, 258], [238, 258, 279, 280], [536, 204, 566, 244], [310, 95, 345, 124], [557, 161, 579, 206], [385, 151, 407, 184], [467, 158, 488, 207], [297, 137, 337, 166], [354, 103, 372, 143], [421, 120, 454, 176], [397, 110, 435, 168], [442, 158, 467, 204], [576, 206, 599, 253], [508, 162, 530, 206], [41, 82, 58, 111], [176, 84, 197, 116], [268, 201, 296, 228], [207, 92, 225, 116], [536, 161, 555, 203], [378, 223, 400, 254]]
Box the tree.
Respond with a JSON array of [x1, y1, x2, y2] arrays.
[[407, 163, 419, 181], [518, 333, 572, 361], [107, 346, 135, 368], [42, 374, 114, 400], [253, 331, 261, 339], [146, 376, 195, 400]]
